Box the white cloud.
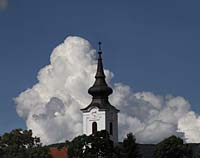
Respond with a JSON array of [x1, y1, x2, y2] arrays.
[[178, 112, 200, 143], [15, 36, 200, 144], [111, 87, 191, 143]]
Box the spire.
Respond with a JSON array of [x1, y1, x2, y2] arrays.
[[88, 42, 113, 98], [81, 42, 119, 113], [95, 42, 105, 78]]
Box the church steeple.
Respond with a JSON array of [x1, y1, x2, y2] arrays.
[[81, 42, 119, 144], [88, 42, 113, 98]]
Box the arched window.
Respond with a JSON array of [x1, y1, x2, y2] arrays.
[[92, 122, 97, 134], [110, 122, 113, 135]]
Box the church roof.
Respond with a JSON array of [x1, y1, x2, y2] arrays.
[[81, 42, 119, 112], [49, 147, 68, 158]]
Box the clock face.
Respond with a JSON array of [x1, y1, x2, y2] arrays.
[[91, 108, 98, 119]]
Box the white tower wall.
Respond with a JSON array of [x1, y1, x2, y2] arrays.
[[83, 107, 106, 135], [83, 107, 118, 144]]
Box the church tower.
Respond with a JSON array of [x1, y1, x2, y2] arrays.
[[81, 43, 119, 144]]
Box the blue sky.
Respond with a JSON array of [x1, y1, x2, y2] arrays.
[[1, 0, 200, 135]]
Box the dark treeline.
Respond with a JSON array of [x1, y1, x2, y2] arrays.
[[0, 129, 52, 158], [0, 129, 199, 158]]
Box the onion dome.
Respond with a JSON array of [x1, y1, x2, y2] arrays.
[[88, 42, 113, 98]]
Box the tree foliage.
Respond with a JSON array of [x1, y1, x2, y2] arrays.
[[112, 133, 141, 158], [68, 131, 141, 158], [154, 135, 193, 158], [0, 128, 52, 158], [193, 152, 200, 158], [120, 133, 141, 158], [68, 130, 113, 158], [68, 134, 89, 158]]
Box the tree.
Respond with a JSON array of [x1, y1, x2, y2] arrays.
[[112, 143, 123, 158], [89, 130, 113, 158], [0, 128, 52, 158], [68, 130, 113, 158], [154, 135, 193, 158], [191, 145, 200, 158], [193, 152, 200, 158], [68, 131, 142, 158], [68, 134, 89, 158], [119, 133, 141, 158]]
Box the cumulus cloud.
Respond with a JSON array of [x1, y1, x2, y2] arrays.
[[0, 0, 8, 11], [15, 36, 200, 144], [111, 88, 190, 143], [178, 112, 200, 143]]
